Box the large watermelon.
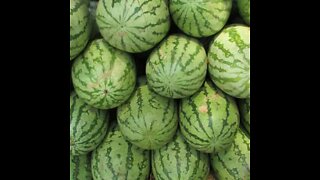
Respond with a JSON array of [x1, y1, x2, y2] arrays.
[[70, 0, 91, 60], [152, 131, 210, 180], [70, 92, 109, 156], [71, 39, 136, 110], [169, 0, 232, 38], [237, 0, 250, 25], [70, 154, 92, 180], [146, 34, 207, 99], [179, 80, 240, 153], [96, 0, 170, 53], [91, 123, 150, 180], [117, 82, 178, 150], [208, 25, 250, 99], [210, 128, 250, 180], [239, 98, 250, 134]]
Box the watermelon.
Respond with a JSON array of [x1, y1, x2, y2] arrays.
[[91, 123, 150, 180], [146, 34, 207, 99], [208, 25, 250, 99], [70, 154, 92, 180], [96, 0, 170, 53], [239, 98, 250, 134], [179, 80, 240, 153], [152, 131, 210, 180], [70, 0, 91, 60], [117, 82, 178, 150], [237, 0, 250, 25], [70, 92, 109, 156], [169, 0, 232, 38], [71, 39, 137, 110], [210, 128, 250, 180]]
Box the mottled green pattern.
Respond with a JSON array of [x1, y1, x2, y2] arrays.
[[210, 128, 250, 180], [96, 0, 170, 53], [91, 123, 150, 180], [239, 98, 250, 134], [70, 0, 91, 60], [169, 0, 232, 37], [72, 39, 136, 110], [146, 34, 207, 99], [70, 92, 109, 156], [70, 154, 92, 180], [117, 83, 178, 150], [208, 25, 250, 99], [152, 131, 210, 180], [179, 80, 239, 153], [237, 0, 250, 25]]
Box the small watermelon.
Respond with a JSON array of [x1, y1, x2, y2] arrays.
[[91, 123, 150, 180], [179, 80, 240, 153], [70, 92, 109, 156], [239, 98, 250, 134], [169, 0, 232, 37], [146, 34, 207, 99], [70, 154, 92, 180], [71, 39, 136, 110], [208, 25, 250, 99], [237, 0, 250, 25], [96, 0, 170, 53], [117, 82, 178, 150]]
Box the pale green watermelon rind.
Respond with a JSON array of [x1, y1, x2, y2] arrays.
[[146, 34, 207, 99], [71, 39, 137, 110], [70, 153, 92, 180], [237, 0, 250, 25], [179, 80, 240, 154]]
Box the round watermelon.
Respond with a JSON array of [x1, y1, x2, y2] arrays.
[[91, 123, 150, 180], [70, 92, 109, 156], [70, 154, 92, 180], [208, 25, 250, 99], [70, 0, 91, 60], [169, 0, 232, 37], [152, 131, 210, 180], [210, 128, 250, 180], [117, 82, 178, 150], [179, 80, 240, 153], [239, 98, 250, 134], [71, 39, 137, 110], [96, 0, 170, 53], [237, 0, 250, 25], [146, 34, 207, 99]]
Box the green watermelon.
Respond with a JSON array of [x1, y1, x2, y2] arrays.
[[70, 154, 92, 180], [91, 123, 150, 180], [169, 0, 232, 37], [152, 131, 210, 180], [96, 0, 170, 53], [70, 0, 91, 60], [70, 92, 109, 156], [146, 34, 207, 99], [71, 39, 137, 110], [179, 80, 240, 153], [208, 25, 250, 99], [239, 98, 250, 134], [237, 0, 250, 25], [117, 82, 178, 150], [210, 128, 250, 180]]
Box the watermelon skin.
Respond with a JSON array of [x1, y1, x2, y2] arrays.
[[208, 25, 250, 99], [239, 98, 250, 134], [96, 0, 170, 53], [91, 123, 150, 180], [169, 0, 232, 38], [152, 131, 210, 180], [71, 39, 137, 110], [70, 92, 109, 156], [179, 80, 240, 154], [210, 128, 250, 180], [70, 154, 92, 180], [117, 83, 178, 150], [70, 0, 91, 60], [146, 34, 207, 99], [237, 0, 250, 25]]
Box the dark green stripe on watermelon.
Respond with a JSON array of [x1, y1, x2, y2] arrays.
[[70, 153, 92, 180], [238, 98, 250, 134]]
